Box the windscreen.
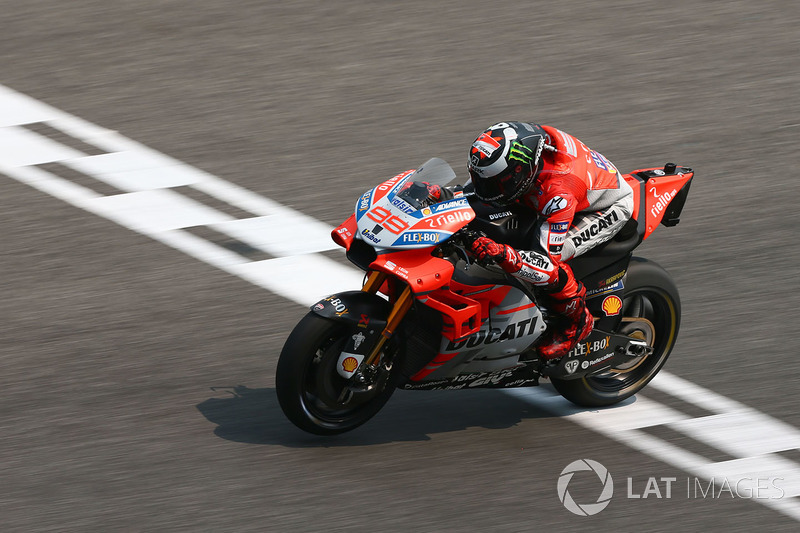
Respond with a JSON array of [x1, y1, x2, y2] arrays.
[[392, 158, 460, 210], [412, 157, 458, 186]]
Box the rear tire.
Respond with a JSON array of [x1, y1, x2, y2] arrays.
[[550, 257, 680, 407], [276, 313, 399, 435]]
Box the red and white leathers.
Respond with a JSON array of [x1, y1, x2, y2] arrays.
[[526, 126, 634, 264], [470, 126, 633, 359], [478, 126, 633, 288]]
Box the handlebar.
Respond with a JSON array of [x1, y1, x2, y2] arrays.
[[439, 227, 499, 269]]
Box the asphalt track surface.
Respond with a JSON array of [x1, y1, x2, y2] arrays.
[[2, 1, 800, 531]]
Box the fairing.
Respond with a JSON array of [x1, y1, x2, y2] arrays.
[[350, 159, 474, 250], [325, 160, 694, 390], [623, 165, 694, 240]]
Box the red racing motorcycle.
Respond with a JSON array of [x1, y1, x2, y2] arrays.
[[276, 158, 693, 435]]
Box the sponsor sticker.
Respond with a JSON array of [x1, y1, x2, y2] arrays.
[[356, 190, 373, 218], [391, 196, 416, 214], [351, 332, 366, 351], [336, 352, 365, 378], [489, 211, 513, 220], [396, 231, 444, 245], [572, 211, 620, 247], [565, 360, 579, 374], [650, 187, 678, 218], [473, 131, 502, 158], [542, 196, 568, 215], [361, 228, 381, 244], [433, 198, 469, 212], [587, 280, 624, 298], [444, 316, 539, 351], [602, 295, 623, 316]]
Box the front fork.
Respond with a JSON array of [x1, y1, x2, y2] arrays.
[[361, 271, 414, 367]]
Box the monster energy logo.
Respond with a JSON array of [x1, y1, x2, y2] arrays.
[[508, 141, 534, 164], [508, 136, 544, 165]]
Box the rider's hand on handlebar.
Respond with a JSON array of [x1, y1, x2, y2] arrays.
[[422, 182, 443, 204], [469, 236, 523, 273]]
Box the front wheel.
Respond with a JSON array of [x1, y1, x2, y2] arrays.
[[275, 313, 399, 435], [550, 257, 681, 407]]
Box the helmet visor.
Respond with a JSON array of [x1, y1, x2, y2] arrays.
[[471, 163, 530, 206]]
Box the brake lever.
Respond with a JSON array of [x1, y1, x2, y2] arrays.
[[454, 228, 497, 269]]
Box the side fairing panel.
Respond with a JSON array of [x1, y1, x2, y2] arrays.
[[410, 286, 546, 381]]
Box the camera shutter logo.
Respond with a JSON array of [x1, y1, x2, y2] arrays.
[[557, 459, 614, 516]]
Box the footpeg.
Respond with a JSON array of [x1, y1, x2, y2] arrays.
[[622, 339, 652, 357]]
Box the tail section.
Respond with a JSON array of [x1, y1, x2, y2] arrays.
[[623, 163, 693, 240]]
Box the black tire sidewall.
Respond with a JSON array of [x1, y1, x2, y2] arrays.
[[275, 312, 398, 435], [550, 257, 681, 406]]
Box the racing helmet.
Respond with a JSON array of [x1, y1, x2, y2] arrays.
[[467, 121, 547, 206]]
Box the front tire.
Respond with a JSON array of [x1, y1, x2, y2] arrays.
[[275, 313, 399, 435], [550, 257, 681, 407]]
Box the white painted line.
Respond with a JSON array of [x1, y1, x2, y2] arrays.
[[231, 256, 365, 307], [3, 164, 100, 204], [0, 125, 84, 167], [65, 153, 206, 191], [2, 82, 799, 522], [671, 411, 800, 458], [648, 371, 744, 414], [84, 189, 234, 233], [190, 179, 287, 217], [0, 84, 60, 126], [566, 395, 690, 432], [606, 427, 711, 472], [695, 454, 800, 498], [211, 216, 338, 257]]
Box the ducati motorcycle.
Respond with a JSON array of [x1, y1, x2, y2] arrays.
[[276, 158, 693, 435]]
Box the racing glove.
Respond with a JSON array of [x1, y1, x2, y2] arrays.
[[422, 182, 443, 203], [469, 236, 523, 273]]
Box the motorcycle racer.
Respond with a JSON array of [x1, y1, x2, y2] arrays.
[[466, 122, 634, 360]]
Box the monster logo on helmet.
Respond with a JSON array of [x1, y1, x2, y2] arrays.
[[468, 121, 547, 206]]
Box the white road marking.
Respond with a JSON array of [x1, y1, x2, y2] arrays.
[[0, 84, 362, 304], [0, 125, 83, 166], [88, 189, 234, 233], [66, 152, 206, 190], [1, 83, 799, 521]]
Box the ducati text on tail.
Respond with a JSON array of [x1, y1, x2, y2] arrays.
[[276, 158, 693, 435]]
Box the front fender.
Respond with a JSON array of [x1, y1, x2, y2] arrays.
[[310, 291, 394, 370], [310, 291, 392, 328]]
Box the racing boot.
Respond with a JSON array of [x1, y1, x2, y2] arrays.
[[536, 267, 594, 361]]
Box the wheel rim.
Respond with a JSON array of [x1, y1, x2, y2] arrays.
[[583, 287, 678, 394], [299, 327, 394, 428], [610, 317, 656, 373]]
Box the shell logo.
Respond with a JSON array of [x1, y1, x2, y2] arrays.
[[602, 295, 623, 316], [341, 356, 359, 373]]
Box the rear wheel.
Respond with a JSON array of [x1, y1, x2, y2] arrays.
[[550, 257, 680, 406], [275, 313, 399, 435]]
